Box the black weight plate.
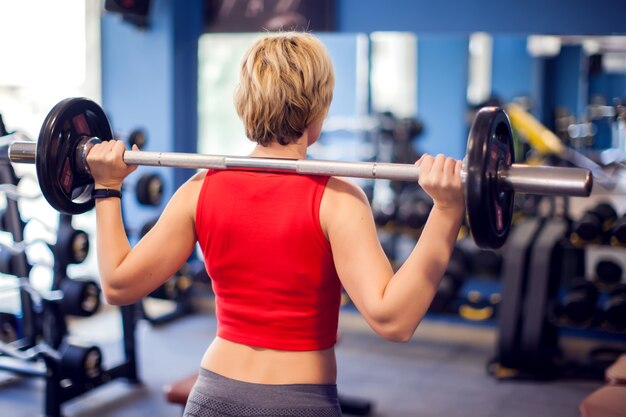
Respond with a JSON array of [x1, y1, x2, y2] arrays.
[[61, 278, 101, 317], [61, 344, 103, 381], [0, 312, 18, 343], [128, 128, 147, 150], [136, 173, 164, 206], [37, 98, 113, 214], [465, 107, 514, 249]]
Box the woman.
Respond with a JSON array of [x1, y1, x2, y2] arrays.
[[87, 32, 464, 417]]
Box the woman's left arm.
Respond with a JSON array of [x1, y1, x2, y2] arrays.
[[95, 174, 203, 305], [88, 139, 205, 305]]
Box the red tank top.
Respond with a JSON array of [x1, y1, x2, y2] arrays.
[[195, 170, 342, 351]]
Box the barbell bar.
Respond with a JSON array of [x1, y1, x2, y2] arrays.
[[7, 142, 593, 195], [5, 98, 593, 249]]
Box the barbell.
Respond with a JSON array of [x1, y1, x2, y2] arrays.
[[6, 98, 593, 249]]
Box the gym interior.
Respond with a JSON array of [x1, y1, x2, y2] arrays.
[[1, 1, 626, 416]]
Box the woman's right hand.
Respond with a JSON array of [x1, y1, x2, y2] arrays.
[[86, 140, 138, 190], [416, 153, 464, 213]]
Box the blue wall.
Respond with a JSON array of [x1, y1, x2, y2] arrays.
[[336, 0, 626, 35]]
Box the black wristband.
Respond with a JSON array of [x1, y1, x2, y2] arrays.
[[92, 188, 122, 199]]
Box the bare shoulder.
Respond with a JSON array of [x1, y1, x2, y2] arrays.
[[320, 176, 371, 235], [325, 176, 370, 205], [163, 171, 207, 221], [188, 170, 208, 185], [176, 170, 207, 196]]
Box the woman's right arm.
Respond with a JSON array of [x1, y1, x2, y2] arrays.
[[321, 154, 464, 342]]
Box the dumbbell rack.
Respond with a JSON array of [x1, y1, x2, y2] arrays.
[[0, 156, 36, 347], [491, 205, 626, 381], [0, 154, 140, 417]]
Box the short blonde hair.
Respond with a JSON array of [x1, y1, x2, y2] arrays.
[[234, 33, 335, 146]]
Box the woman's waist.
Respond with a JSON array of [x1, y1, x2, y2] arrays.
[[201, 337, 337, 385]]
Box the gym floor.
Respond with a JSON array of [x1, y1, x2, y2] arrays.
[[0, 302, 617, 417]]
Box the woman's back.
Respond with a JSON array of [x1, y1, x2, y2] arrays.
[[195, 170, 341, 384]]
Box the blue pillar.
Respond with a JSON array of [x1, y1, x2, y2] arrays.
[[101, 0, 202, 235], [491, 37, 534, 103], [417, 36, 469, 159], [538, 45, 587, 128]]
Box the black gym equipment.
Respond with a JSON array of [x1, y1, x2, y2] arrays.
[[54, 217, 90, 266], [602, 284, 626, 332], [491, 212, 597, 381], [570, 202, 618, 246], [0, 304, 139, 417], [0, 156, 36, 347], [60, 278, 101, 317], [127, 128, 147, 150], [59, 343, 103, 382], [135, 172, 164, 206], [0, 289, 140, 417], [142, 261, 200, 325], [7, 98, 593, 249], [518, 217, 573, 378], [610, 214, 626, 246], [595, 259, 623, 288], [491, 216, 545, 377], [0, 311, 19, 343], [0, 163, 137, 417], [556, 280, 599, 327]]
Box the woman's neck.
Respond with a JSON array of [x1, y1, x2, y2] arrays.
[[249, 135, 308, 160]]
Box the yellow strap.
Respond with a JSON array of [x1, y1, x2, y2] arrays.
[[505, 103, 566, 156]]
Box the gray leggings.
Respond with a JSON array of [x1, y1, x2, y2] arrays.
[[182, 368, 343, 417]]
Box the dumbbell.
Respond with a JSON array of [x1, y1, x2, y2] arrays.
[[595, 259, 623, 289], [558, 280, 599, 327], [127, 128, 147, 150], [0, 312, 18, 343], [60, 343, 103, 382], [60, 278, 101, 317], [138, 218, 193, 300], [136, 173, 164, 206], [601, 284, 626, 332], [55, 227, 90, 265], [610, 214, 626, 247], [571, 202, 618, 246], [149, 266, 194, 301]]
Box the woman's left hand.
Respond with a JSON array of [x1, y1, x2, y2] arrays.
[[87, 140, 138, 190]]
